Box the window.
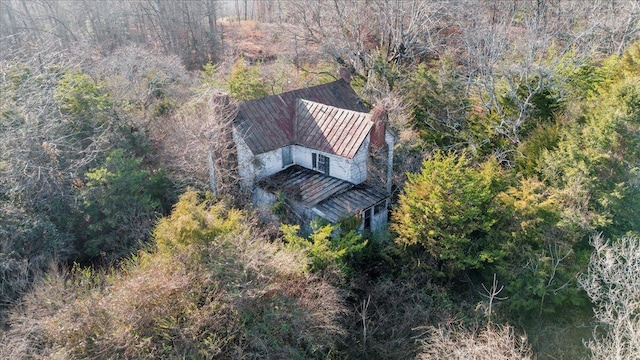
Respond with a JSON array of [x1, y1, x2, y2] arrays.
[[374, 200, 386, 215], [363, 207, 372, 230], [282, 146, 292, 167], [312, 153, 330, 175], [317, 154, 330, 175]]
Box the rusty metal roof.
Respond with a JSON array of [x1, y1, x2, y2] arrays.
[[313, 186, 388, 223], [258, 165, 388, 223], [258, 165, 353, 206], [295, 99, 373, 158], [235, 79, 371, 157]]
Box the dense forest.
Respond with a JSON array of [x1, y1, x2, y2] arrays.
[[1, 1, 639, 358]]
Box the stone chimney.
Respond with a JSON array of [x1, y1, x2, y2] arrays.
[[369, 106, 387, 150]]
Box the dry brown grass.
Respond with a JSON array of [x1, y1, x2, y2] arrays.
[[218, 19, 318, 65], [417, 322, 532, 360], [212, 19, 335, 98], [0, 191, 346, 359]]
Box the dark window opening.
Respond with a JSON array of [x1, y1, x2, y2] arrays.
[[312, 153, 317, 169], [363, 207, 372, 230]]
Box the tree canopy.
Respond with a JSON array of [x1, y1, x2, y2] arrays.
[[1, 2, 639, 358]]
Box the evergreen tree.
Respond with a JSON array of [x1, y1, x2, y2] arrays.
[[392, 151, 505, 276]]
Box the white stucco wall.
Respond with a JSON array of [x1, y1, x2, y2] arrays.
[[233, 127, 256, 189], [349, 135, 370, 184], [384, 129, 396, 194], [385, 129, 395, 148], [235, 127, 373, 187], [358, 199, 389, 233], [252, 187, 277, 212], [233, 127, 295, 187], [292, 144, 367, 184], [254, 148, 285, 180], [371, 201, 389, 232]]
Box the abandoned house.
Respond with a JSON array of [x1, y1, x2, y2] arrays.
[[232, 79, 394, 233]]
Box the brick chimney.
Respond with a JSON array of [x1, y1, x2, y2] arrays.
[[369, 106, 387, 150], [338, 66, 352, 84]]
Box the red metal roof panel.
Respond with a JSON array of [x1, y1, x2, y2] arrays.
[[295, 99, 372, 158], [235, 79, 371, 157]]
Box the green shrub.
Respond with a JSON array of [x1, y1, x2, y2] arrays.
[[1, 191, 346, 359], [282, 220, 367, 275], [225, 59, 269, 101], [77, 149, 172, 261], [392, 151, 506, 277]]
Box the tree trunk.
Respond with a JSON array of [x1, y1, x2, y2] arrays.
[[208, 147, 218, 197]]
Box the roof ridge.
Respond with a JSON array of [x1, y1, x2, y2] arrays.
[[294, 99, 374, 158], [297, 98, 370, 118], [235, 80, 370, 155], [293, 98, 301, 144]]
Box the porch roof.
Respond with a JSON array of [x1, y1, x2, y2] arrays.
[[312, 186, 388, 223], [258, 165, 388, 223]]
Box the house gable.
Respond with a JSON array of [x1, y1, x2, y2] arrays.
[[294, 99, 373, 159], [234, 79, 369, 156], [232, 80, 392, 233]]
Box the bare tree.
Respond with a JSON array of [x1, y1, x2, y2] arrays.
[[0, 43, 110, 209], [579, 233, 640, 360], [456, 0, 639, 145], [155, 89, 238, 197], [479, 274, 507, 320], [0, 42, 136, 322], [0, 0, 224, 68], [282, 0, 450, 77], [89, 45, 193, 121], [271, 0, 639, 150]]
